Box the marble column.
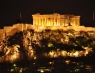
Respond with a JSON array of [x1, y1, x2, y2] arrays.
[[55, 18, 57, 26], [51, 18, 53, 26], [72, 18, 75, 26], [42, 18, 44, 26], [41, 18, 43, 26], [38, 18, 40, 26], [59, 18, 60, 26], [74, 18, 76, 26], [50, 17, 52, 26], [49, 18, 50, 26], [77, 17, 79, 26], [64, 18, 65, 26], [46, 18, 48, 26], [77, 17, 80, 26], [53, 18, 54, 26], [57, 18, 58, 26], [52, 18, 54, 26], [56, 18, 57, 26], [47, 18, 49, 26], [54, 18, 56, 26], [51, 18, 52, 26], [40, 18, 41, 26], [43, 18, 44, 26], [45, 17, 46, 26], [75, 18, 77, 26], [35, 19, 37, 25], [37, 18, 39, 26], [34, 18, 36, 25], [47, 18, 48, 26], [42, 18, 43, 26], [33, 18, 35, 25], [37, 18, 39, 25], [58, 18, 59, 26], [35, 18, 37, 25]]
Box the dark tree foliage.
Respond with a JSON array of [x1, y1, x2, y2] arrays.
[[0, 28, 94, 64], [7, 31, 23, 46], [7, 31, 30, 61]]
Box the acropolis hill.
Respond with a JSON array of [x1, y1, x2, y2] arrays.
[[0, 13, 95, 42], [0, 13, 95, 61]]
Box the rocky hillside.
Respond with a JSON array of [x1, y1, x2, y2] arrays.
[[0, 29, 95, 62]]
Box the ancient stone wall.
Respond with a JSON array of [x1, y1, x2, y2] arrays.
[[0, 29, 5, 42], [3, 26, 13, 36], [0, 23, 95, 42]]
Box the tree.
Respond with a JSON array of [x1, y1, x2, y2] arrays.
[[7, 31, 23, 46]]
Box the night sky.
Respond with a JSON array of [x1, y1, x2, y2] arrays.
[[0, 0, 95, 28]]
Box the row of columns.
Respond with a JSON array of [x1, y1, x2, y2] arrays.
[[33, 17, 61, 26], [33, 16, 80, 27]]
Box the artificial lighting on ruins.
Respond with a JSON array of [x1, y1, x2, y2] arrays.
[[0, 13, 95, 62]]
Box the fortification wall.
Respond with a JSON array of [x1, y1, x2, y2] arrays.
[[0, 29, 5, 42], [13, 23, 34, 31], [35, 26, 95, 32], [3, 26, 14, 36], [0, 23, 95, 42], [13, 23, 24, 31]]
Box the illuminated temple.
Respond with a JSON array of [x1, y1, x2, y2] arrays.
[[32, 13, 80, 26]]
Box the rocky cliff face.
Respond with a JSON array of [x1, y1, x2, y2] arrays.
[[0, 26, 95, 62]]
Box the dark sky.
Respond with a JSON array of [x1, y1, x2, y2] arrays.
[[0, 0, 95, 28]]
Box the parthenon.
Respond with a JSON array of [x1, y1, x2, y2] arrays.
[[32, 13, 80, 26]]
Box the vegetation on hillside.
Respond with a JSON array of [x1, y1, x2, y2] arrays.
[[0, 29, 95, 63]]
